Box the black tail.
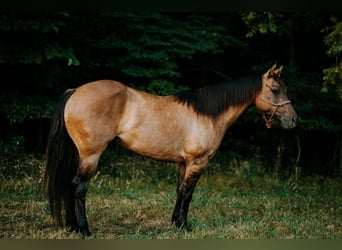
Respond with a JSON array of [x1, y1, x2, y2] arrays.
[[44, 89, 78, 226]]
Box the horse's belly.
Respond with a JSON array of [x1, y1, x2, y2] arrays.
[[115, 134, 185, 163]]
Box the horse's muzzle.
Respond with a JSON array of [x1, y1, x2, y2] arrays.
[[281, 113, 297, 129]]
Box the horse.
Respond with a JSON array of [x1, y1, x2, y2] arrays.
[[44, 64, 297, 237]]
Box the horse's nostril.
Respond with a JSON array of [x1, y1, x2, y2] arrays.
[[292, 115, 297, 124]]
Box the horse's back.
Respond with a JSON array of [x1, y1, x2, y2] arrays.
[[73, 80, 127, 98]]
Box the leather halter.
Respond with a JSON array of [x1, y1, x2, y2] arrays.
[[257, 96, 292, 129]]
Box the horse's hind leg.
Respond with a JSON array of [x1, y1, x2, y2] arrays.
[[72, 153, 102, 238], [72, 175, 90, 237], [65, 186, 79, 233]]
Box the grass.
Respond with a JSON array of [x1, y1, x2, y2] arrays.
[[0, 154, 342, 239]]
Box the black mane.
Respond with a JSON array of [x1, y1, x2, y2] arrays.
[[173, 76, 262, 117]]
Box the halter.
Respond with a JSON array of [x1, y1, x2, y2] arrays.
[[257, 96, 291, 129]]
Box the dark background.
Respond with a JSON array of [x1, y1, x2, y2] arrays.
[[0, 12, 341, 178]]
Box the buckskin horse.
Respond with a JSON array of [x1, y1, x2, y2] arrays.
[[44, 64, 297, 237]]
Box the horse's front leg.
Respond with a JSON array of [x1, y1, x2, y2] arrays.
[[171, 163, 186, 224], [171, 161, 204, 230]]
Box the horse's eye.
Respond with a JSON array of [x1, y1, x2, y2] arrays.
[[271, 88, 279, 94], [270, 86, 280, 94]]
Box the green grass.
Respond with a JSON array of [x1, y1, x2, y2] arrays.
[[0, 155, 342, 239], [1, 176, 342, 239]]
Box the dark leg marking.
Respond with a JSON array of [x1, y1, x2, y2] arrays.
[[172, 167, 202, 231], [65, 184, 79, 233], [171, 164, 186, 225], [72, 175, 91, 238]]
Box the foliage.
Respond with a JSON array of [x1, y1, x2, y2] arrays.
[[241, 12, 283, 38], [92, 13, 243, 91], [322, 16, 342, 99], [0, 13, 79, 126], [144, 80, 190, 95], [0, 12, 341, 176], [286, 73, 342, 132], [0, 12, 244, 123], [0, 13, 79, 65], [240, 12, 342, 134], [0, 93, 54, 124]]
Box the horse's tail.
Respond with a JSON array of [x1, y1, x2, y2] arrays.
[[44, 88, 78, 226]]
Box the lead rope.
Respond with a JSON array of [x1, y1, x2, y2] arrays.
[[262, 107, 278, 129]]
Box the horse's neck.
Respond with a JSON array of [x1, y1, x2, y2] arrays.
[[216, 102, 253, 133]]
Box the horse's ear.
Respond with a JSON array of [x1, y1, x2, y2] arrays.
[[266, 64, 277, 78], [273, 65, 283, 77]]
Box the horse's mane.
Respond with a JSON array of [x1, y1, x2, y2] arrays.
[[173, 76, 262, 118]]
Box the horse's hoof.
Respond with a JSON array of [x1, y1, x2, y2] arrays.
[[81, 229, 92, 238], [185, 225, 193, 232], [173, 218, 190, 231], [66, 224, 80, 233]]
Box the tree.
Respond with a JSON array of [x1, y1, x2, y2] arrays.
[[0, 12, 246, 151], [322, 15, 342, 99], [0, 13, 245, 120], [1, 12, 341, 176], [240, 12, 342, 176], [0, 12, 78, 123], [84, 13, 245, 93]]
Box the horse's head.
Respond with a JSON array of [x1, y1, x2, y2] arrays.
[[255, 64, 297, 129]]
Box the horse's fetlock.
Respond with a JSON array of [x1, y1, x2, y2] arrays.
[[72, 175, 81, 185]]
